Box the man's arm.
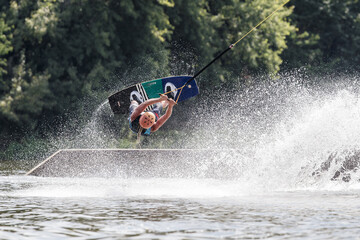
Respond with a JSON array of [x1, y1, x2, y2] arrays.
[[130, 94, 168, 122], [151, 99, 176, 132]]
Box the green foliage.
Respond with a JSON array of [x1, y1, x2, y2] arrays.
[[167, 0, 295, 89], [2, 0, 358, 155], [0, 49, 51, 134], [0, 15, 13, 91], [216, 0, 295, 76], [282, 0, 360, 72], [281, 31, 321, 69], [0, 133, 51, 161], [0, 0, 175, 141]]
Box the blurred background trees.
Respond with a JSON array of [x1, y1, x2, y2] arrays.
[[282, 0, 360, 71], [0, 0, 359, 151]]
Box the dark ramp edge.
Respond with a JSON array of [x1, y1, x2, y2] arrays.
[[26, 149, 244, 178]]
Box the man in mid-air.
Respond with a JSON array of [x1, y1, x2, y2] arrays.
[[129, 94, 176, 136]]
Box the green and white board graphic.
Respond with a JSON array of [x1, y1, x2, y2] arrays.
[[108, 76, 199, 114]]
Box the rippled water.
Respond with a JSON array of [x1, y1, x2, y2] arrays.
[[1, 169, 360, 240]]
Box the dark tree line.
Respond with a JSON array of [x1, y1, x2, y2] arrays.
[[0, 0, 359, 150]]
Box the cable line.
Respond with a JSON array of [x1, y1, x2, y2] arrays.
[[164, 0, 291, 103]]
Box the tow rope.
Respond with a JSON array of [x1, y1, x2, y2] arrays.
[[164, 0, 291, 103]]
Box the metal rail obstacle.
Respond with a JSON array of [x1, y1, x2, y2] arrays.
[[26, 149, 244, 178]]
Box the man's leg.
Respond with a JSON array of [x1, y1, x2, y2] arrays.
[[129, 101, 139, 118], [161, 100, 169, 109], [152, 102, 163, 118]]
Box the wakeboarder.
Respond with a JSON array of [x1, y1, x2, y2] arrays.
[[129, 94, 176, 136]]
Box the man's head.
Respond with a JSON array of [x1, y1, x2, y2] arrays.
[[139, 112, 156, 129]]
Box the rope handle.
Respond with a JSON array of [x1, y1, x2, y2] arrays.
[[159, 84, 186, 104]]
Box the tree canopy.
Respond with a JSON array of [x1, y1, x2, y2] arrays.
[[0, 0, 357, 149]]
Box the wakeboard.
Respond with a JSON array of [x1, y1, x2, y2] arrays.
[[108, 76, 199, 114]]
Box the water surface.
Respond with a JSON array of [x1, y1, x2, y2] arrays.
[[1, 169, 360, 240]]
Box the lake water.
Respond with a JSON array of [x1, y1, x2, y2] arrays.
[[1, 168, 360, 240], [2, 75, 360, 239]]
